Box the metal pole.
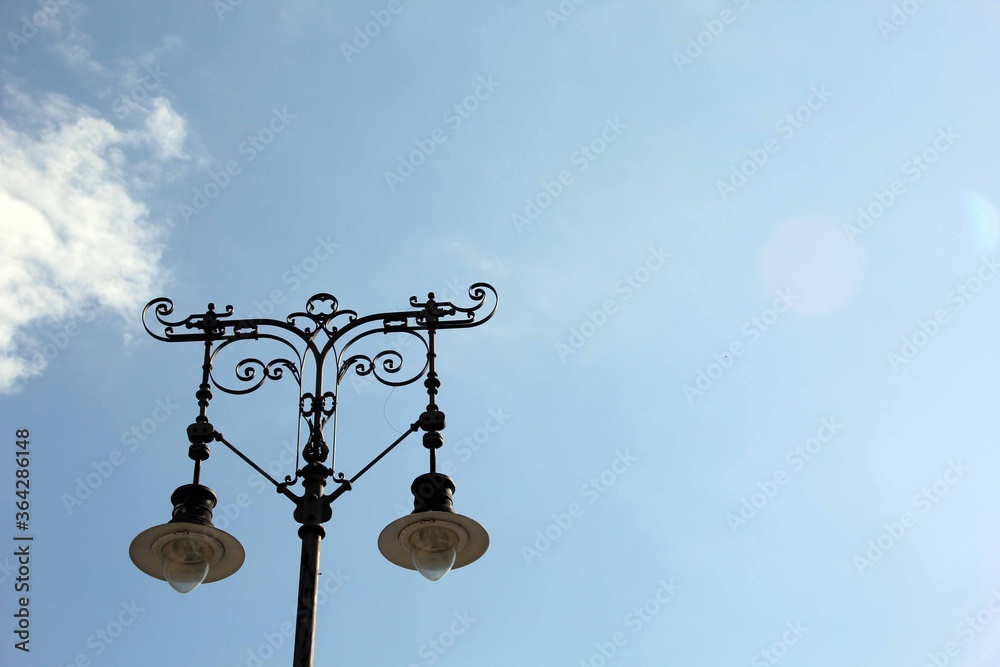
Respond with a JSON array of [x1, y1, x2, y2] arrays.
[[133, 286, 498, 666], [292, 462, 331, 667], [293, 526, 323, 667]]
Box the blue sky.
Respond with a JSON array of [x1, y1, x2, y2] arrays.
[[2, 1, 1000, 665]]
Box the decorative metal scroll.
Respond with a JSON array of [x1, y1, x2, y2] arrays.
[[142, 283, 497, 475]]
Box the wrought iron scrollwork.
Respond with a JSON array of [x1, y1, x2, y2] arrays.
[[209, 334, 302, 396], [407, 282, 498, 329], [143, 298, 239, 342], [143, 283, 497, 484], [286, 293, 358, 336], [338, 329, 430, 388]]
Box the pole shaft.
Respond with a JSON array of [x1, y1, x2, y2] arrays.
[[293, 527, 323, 667]]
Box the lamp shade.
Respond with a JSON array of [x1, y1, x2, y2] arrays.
[[130, 521, 245, 590], [378, 510, 489, 578], [129, 484, 244, 592]]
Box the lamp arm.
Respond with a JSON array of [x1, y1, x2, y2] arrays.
[[213, 431, 299, 503], [325, 423, 421, 503]]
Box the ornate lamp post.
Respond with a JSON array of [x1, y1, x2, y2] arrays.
[[128, 284, 497, 667]]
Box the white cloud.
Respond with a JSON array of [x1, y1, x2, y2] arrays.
[[46, 1, 107, 75], [144, 97, 187, 160], [0, 81, 188, 392]]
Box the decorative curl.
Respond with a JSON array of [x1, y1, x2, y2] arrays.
[[406, 282, 498, 330], [142, 298, 237, 341], [300, 392, 335, 419], [338, 329, 430, 388], [225, 358, 298, 394], [209, 334, 302, 396], [285, 293, 359, 335], [449, 282, 498, 325]]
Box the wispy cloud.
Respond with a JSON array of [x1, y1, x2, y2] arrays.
[[45, 0, 107, 75], [0, 11, 188, 392]]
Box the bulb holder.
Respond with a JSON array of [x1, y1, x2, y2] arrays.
[[129, 484, 245, 586], [378, 473, 489, 574]]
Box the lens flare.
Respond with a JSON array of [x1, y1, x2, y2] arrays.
[[758, 216, 863, 315], [961, 191, 999, 255]]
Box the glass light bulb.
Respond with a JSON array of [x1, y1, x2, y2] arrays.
[[162, 536, 210, 594], [409, 526, 458, 581]]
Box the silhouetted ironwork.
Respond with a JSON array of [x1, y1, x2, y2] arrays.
[[138, 283, 497, 667]]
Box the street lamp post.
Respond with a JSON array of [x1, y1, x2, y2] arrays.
[[129, 284, 497, 667]]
